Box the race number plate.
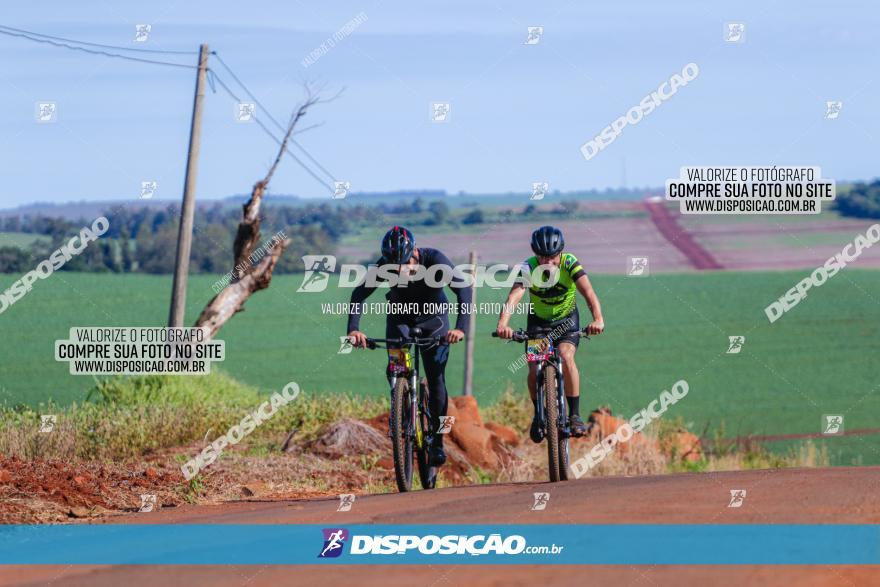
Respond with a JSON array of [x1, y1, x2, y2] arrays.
[[387, 348, 412, 374], [526, 338, 551, 362]]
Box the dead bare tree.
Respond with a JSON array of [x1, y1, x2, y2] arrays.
[[195, 85, 337, 338]]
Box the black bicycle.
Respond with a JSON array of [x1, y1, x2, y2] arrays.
[[492, 327, 590, 482], [365, 328, 443, 492]]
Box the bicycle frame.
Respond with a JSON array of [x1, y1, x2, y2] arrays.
[[493, 326, 592, 481], [493, 327, 589, 434], [389, 341, 423, 449], [532, 343, 570, 440], [367, 334, 442, 450]]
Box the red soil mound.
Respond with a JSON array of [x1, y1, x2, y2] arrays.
[[0, 455, 178, 523], [361, 396, 521, 481], [586, 406, 703, 462]]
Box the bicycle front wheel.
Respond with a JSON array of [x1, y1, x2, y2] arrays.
[[391, 377, 414, 492], [416, 378, 436, 490], [543, 364, 562, 482]]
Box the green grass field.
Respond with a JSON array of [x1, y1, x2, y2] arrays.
[[0, 231, 51, 248], [1, 270, 878, 465]]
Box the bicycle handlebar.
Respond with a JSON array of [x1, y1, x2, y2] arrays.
[[364, 335, 444, 349], [490, 328, 594, 342]]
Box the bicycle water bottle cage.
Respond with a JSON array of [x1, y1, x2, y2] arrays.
[[387, 348, 412, 374], [526, 337, 553, 362]]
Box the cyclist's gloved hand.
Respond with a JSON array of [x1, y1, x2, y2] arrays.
[[348, 330, 368, 348]]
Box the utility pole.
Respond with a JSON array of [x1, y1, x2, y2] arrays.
[[169, 43, 209, 327], [462, 250, 477, 396]]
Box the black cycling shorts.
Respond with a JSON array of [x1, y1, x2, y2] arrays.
[[526, 307, 581, 348]]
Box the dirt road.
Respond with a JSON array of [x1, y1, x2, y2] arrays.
[[3, 467, 879, 586]]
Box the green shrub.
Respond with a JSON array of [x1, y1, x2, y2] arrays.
[[0, 373, 386, 461]]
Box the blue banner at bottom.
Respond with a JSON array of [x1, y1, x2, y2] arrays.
[[0, 524, 878, 565]]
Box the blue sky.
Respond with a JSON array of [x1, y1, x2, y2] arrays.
[[0, 0, 877, 206]]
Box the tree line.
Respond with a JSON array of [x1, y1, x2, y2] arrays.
[[0, 197, 587, 274], [0, 202, 363, 274], [835, 179, 880, 219]]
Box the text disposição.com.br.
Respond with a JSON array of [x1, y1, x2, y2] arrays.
[[350, 534, 564, 556]]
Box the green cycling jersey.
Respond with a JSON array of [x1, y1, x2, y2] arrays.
[[520, 253, 586, 321]]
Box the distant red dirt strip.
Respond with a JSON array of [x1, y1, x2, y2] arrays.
[[645, 200, 723, 270], [3, 467, 879, 586], [706, 427, 880, 448]]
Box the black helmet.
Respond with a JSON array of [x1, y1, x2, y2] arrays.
[[381, 226, 415, 264], [530, 225, 565, 256]]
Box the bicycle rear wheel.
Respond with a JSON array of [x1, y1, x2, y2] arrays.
[[391, 377, 414, 492], [543, 365, 562, 482]]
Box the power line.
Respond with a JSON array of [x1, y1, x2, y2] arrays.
[[1, 24, 336, 193], [0, 24, 197, 54], [211, 51, 337, 182], [209, 70, 334, 193], [0, 27, 197, 68]]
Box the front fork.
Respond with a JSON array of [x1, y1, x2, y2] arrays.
[[536, 357, 570, 438], [556, 356, 570, 438], [411, 371, 423, 449]]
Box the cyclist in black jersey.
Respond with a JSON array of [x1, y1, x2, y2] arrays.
[[347, 226, 471, 467]]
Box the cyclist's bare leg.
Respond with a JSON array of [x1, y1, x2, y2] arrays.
[[526, 362, 543, 442], [527, 363, 538, 403], [558, 341, 586, 435], [558, 342, 579, 398]]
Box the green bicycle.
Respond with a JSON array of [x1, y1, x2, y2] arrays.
[[492, 327, 590, 482]]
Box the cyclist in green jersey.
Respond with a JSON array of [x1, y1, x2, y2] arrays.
[[495, 225, 605, 440]]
